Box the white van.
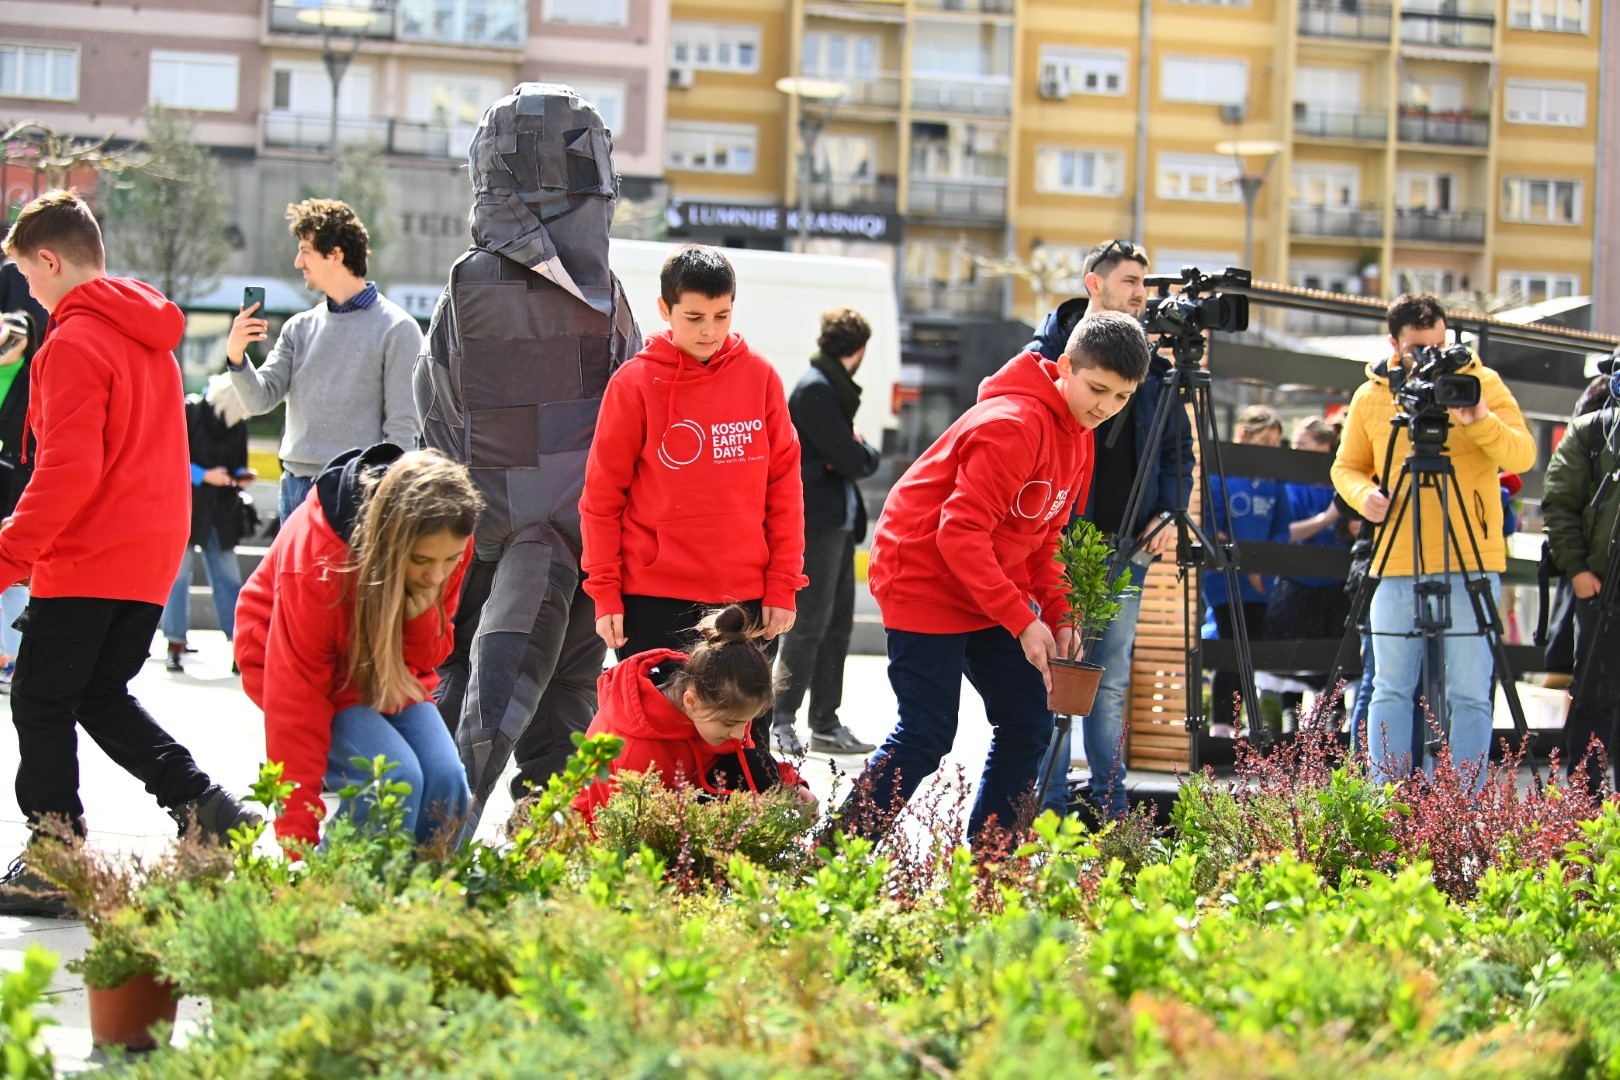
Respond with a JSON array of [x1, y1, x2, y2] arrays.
[[607, 239, 901, 446]]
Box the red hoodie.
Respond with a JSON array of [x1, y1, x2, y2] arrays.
[[572, 649, 805, 822], [0, 278, 189, 602], [580, 331, 806, 618], [235, 488, 470, 848], [869, 352, 1094, 636]]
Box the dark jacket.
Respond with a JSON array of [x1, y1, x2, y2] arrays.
[[1543, 407, 1620, 581], [0, 355, 32, 519], [1025, 297, 1194, 533], [184, 394, 250, 549], [790, 361, 881, 540]]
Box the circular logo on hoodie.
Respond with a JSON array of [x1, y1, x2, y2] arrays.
[[1012, 480, 1053, 520], [657, 419, 706, 469]]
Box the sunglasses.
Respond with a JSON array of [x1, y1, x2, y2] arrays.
[[1098, 238, 1148, 263]]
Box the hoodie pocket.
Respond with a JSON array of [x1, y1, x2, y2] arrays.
[[644, 514, 768, 592]]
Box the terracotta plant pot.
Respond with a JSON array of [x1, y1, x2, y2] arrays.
[[87, 972, 180, 1051], [1048, 659, 1104, 716]]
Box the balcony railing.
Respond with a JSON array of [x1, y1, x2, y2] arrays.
[[397, 0, 525, 47], [1294, 106, 1388, 140], [1290, 204, 1384, 238], [803, 74, 902, 110], [262, 112, 467, 158], [1399, 12, 1494, 49], [267, 1, 396, 38], [1397, 110, 1489, 146], [810, 178, 899, 212], [910, 77, 1012, 115], [913, 0, 1015, 13], [906, 178, 1007, 219], [1393, 208, 1486, 243], [1297, 2, 1394, 41], [902, 281, 1004, 318]]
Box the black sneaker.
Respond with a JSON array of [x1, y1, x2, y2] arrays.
[[809, 725, 877, 755], [170, 785, 262, 842], [0, 854, 72, 918], [164, 644, 184, 674], [771, 723, 807, 757]]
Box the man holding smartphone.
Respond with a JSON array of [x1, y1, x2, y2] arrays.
[[225, 200, 421, 524]]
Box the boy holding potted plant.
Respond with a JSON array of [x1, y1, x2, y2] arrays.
[[838, 311, 1150, 843]]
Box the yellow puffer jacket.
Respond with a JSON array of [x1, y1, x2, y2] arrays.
[[1330, 354, 1535, 576]]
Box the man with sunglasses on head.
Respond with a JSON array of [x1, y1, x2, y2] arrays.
[[1025, 239, 1193, 822]]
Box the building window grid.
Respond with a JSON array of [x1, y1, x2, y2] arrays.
[[1500, 177, 1582, 224], [1507, 0, 1587, 32], [401, 0, 528, 43], [1503, 79, 1587, 126], [1034, 147, 1125, 196], [667, 124, 758, 175], [802, 31, 880, 80], [541, 0, 627, 29], [1497, 270, 1580, 303], [671, 22, 762, 74], [1157, 153, 1241, 202], [150, 51, 239, 112], [0, 42, 78, 102], [1160, 55, 1248, 106], [1038, 47, 1128, 97]]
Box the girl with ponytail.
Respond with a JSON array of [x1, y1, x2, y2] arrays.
[[235, 445, 481, 853], [573, 603, 814, 821]]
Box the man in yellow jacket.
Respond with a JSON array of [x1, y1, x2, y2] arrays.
[[1331, 294, 1535, 786]]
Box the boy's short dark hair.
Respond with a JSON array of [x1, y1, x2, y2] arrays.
[[1386, 293, 1447, 340], [1084, 238, 1150, 280], [1064, 310, 1151, 385], [2, 189, 104, 267], [660, 244, 735, 307], [286, 198, 369, 278], [817, 306, 871, 360]]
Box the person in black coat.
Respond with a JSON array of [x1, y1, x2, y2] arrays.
[[770, 307, 882, 755], [159, 374, 258, 672], [0, 308, 35, 686]]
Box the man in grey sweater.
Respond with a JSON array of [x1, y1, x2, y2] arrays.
[[225, 199, 422, 523]]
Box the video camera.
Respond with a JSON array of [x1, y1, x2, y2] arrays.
[[1396, 342, 1481, 416], [1141, 266, 1252, 341]]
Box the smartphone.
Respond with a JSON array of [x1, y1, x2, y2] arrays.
[[241, 285, 265, 315]]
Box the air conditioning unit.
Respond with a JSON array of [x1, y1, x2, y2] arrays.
[[668, 67, 695, 90], [1219, 103, 1246, 124], [1038, 74, 1070, 101]]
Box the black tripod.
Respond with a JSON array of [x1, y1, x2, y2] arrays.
[[1327, 409, 1538, 783], [1034, 325, 1265, 805]]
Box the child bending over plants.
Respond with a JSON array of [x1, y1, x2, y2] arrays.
[[235, 446, 480, 854], [573, 604, 815, 823]]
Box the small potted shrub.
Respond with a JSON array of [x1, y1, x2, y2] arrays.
[[1049, 518, 1139, 715], [28, 819, 232, 1050]]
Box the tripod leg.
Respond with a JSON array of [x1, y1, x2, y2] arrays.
[[1034, 712, 1073, 810]]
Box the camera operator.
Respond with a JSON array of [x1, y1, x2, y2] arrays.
[[1331, 294, 1535, 786], [1025, 238, 1194, 821], [1541, 370, 1620, 795]]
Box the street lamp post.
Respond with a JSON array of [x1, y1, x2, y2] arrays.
[[1215, 138, 1284, 272], [775, 77, 848, 254], [294, 2, 382, 195]]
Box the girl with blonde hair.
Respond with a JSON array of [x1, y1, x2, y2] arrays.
[[235, 445, 481, 852]]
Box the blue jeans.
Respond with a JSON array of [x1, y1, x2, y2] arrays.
[[324, 699, 471, 845], [160, 528, 243, 643], [842, 625, 1054, 843], [1368, 573, 1497, 788], [1351, 628, 1433, 762], [279, 472, 316, 525], [1040, 575, 1141, 820], [0, 584, 27, 657]]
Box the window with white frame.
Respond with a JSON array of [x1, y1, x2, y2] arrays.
[[670, 22, 761, 74], [1038, 46, 1127, 97], [1160, 55, 1248, 106], [0, 42, 78, 102], [1396, 170, 1455, 212], [913, 22, 1012, 79], [1504, 79, 1587, 126], [1500, 177, 1581, 224], [802, 31, 879, 80], [1507, 0, 1587, 32], [1291, 258, 1359, 294], [543, 0, 627, 28], [1033, 147, 1125, 196], [1291, 163, 1360, 207], [1155, 249, 1240, 274], [405, 73, 503, 129], [814, 134, 876, 182], [1399, 268, 1459, 295], [1497, 270, 1580, 304], [1400, 74, 1463, 112], [667, 122, 757, 174], [401, 0, 527, 44], [270, 61, 372, 117], [565, 80, 625, 134], [149, 51, 238, 112], [1295, 65, 1363, 110], [1157, 153, 1240, 201]]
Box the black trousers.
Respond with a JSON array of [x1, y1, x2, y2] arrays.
[[11, 596, 210, 829], [619, 595, 780, 775], [1566, 595, 1620, 795], [1211, 601, 1270, 730], [771, 527, 855, 735]]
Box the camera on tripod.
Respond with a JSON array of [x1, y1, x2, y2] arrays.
[[1396, 343, 1481, 416], [1141, 266, 1253, 341]]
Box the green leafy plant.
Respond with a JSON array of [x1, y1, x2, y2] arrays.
[[0, 946, 56, 1080], [1053, 518, 1138, 660]]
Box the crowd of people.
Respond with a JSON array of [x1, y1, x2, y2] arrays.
[[0, 83, 1607, 917]]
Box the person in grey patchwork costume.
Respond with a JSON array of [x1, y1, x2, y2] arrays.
[[415, 84, 641, 827]]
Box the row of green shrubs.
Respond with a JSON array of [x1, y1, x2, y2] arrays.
[[5, 727, 1620, 1077]]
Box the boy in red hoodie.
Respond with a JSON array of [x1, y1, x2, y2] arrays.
[[0, 191, 257, 915], [581, 245, 806, 759], [840, 311, 1151, 843]]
